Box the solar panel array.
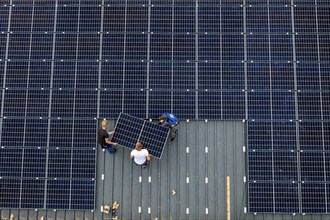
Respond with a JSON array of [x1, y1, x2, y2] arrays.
[[111, 113, 169, 159], [0, 0, 329, 214]]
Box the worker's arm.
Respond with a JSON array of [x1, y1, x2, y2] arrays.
[[146, 153, 151, 161], [130, 151, 134, 159], [105, 137, 118, 145]]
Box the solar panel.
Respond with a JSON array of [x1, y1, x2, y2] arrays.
[[111, 113, 169, 159], [1, 0, 330, 215]]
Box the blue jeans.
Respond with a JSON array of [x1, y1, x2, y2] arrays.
[[106, 144, 117, 154]]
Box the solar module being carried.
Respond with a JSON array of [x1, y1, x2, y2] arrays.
[[111, 113, 170, 159]]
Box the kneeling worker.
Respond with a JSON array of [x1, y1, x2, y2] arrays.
[[130, 142, 151, 168]]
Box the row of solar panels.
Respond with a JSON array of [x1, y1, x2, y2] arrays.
[[0, 178, 95, 210]]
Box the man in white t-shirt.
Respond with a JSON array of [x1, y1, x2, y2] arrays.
[[130, 142, 151, 168]]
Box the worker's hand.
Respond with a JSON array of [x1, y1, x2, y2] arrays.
[[112, 142, 118, 146], [108, 131, 115, 135]]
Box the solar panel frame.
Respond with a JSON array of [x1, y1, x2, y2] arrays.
[[111, 112, 170, 159]]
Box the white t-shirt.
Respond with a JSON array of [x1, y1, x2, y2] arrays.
[[131, 149, 149, 165]]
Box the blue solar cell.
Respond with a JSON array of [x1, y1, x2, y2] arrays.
[[299, 121, 324, 151], [24, 119, 48, 148], [198, 91, 222, 119], [79, 6, 101, 32], [274, 182, 299, 213], [319, 35, 330, 63], [248, 182, 274, 213], [46, 179, 70, 209], [139, 122, 169, 158], [77, 34, 100, 60], [300, 152, 326, 182], [222, 35, 244, 61], [273, 121, 297, 150], [222, 63, 245, 90], [0, 62, 4, 86], [301, 183, 327, 213], [247, 121, 272, 150], [3, 90, 27, 117], [198, 35, 222, 61], [22, 148, 46, 178], [0, 35, 6, 60], [173, 91, 195, 119], [124, 62, 147, 89], [298, 92, 322, 120], [273, 151, 298, 181], [72, 119, 97, 148], [246, 7, 268, 33], [0, 7, 9, 32], [247, 35, 270, 61], [32, 7, 55, 32], [74, 90, 98, 118], [248, 151, 273, 181], [100, 62, 124, 89], [173, 63, 195, 90], [150, 34, 173, 61], [99, 90, 123, 118], [271, 63, 294, 91], [48, 149, 72, 178], [53, 62, 75, 88], [148, 90, 171, 119], [26, 90, 50, 117], [272, 92, 295, 120], [126, 6, 148, 32], [150, 7, 172, 33], [198, 7, 221, 33], [5, 62, 29, 88], [102, 34, 125, 61], [248, 91, 271, 120], [222, 91, 245, 119], [55, 34, 78, 60], [29, 62, 52, 88], [10, 6, 33, 32], [56, 6, 79, 32], [198, 63, 222, 90], [317, 7, 330, 33], [270, 35, 293, 62], [221, 7, 243, 33], [51, 90, 75, 118], [8, 34, 31, 60], [295, 35, 318, 62], [49, 120, 74, 148], [0, 119, 25, 147], [173, 34, 195, 61], [103, 6, 126, 32], [320, 64, 330, 91], [0, 148, 23, 178], [322, 93, 330, 121], [21, 179, 45, 209], [31, 34, 53, 60], [72, 149, 96, 179], [76, 62, 99, 89], [71, 180, 95, 210], [174, 7, 195, 33], [111, 113, 145, 149], [269, 7, 292, 32], [247, 63, 270, 90], [0, 179, 21, 209], [125, 34, 148, 60], [294, 7, 317, 33], [123, 90, 146, 118], [149, 63, 172, 89]]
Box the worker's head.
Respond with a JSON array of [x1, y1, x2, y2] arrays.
[[135, 142, 142, 150], [101, 120, 108, 128]]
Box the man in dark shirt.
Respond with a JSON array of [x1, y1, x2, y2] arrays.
[[97, 120, 118, 154]]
